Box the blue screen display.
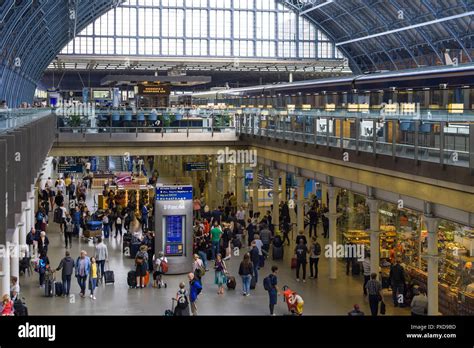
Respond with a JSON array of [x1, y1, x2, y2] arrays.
[[164, 215, 184, 256], [166, 215, 183, 243]]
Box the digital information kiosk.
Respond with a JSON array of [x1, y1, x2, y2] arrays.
[[154, 185, 193, 274]]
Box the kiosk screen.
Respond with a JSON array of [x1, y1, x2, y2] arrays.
[[164, 215, 184, 256]]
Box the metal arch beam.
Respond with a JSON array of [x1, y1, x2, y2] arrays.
[[320, 1, 388, 70], [336, 11, 474, 46], [266, 1, 363, 73], [359, 0, 419, 69], [341, 1, 401, 70], [420, 0, 472, 63], [386, 0, 444, 64], [299, 0, 334, 15]]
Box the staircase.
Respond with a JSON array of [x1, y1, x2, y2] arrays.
[[96, 156, 109, 172], [108, 156, 126, 172]]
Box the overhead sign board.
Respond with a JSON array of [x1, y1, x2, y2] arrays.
[[184, 162, 209, 172], [156, 185, 193, 201], [58, 164, 83, 174], [137, 84, 171, 96]]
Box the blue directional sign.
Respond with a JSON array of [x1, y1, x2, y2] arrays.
[[156, 186, 193, 201], [58, 164, 83, 174]]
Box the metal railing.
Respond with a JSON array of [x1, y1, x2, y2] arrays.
[[236, 110, 473, 169], [0, 108, 52, 133]]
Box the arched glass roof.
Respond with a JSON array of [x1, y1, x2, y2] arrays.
[[280, 0, 474, 72], [60, 0, 346, 60]]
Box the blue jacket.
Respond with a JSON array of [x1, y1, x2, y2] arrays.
[[75, 256, 91, 277], [189, 279, 202, 303], [72, 211, 81, 224]]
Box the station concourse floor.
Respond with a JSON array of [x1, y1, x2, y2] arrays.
[[20, 207, 409, 316]]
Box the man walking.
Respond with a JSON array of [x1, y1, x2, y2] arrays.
[[95, 237, 108, 280], [56, 251, 75, 297], [75, 250, 91, 298]]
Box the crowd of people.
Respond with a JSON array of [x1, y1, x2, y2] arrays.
[[2, 154, 430, 317]]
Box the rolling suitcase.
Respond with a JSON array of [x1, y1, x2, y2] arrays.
[[104, 262, 115, 285], [143, 271, 150, 287], [250, 276, 257, 290], [127, 270, 137, 288], [272, 245, 284, 260], [55, 282, 64, 296], [226, 275, 236, 290]]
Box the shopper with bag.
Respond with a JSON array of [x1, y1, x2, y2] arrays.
[[214, 253, 227, 295], [365, 273, 384, 316]]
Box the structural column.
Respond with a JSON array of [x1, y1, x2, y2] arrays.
[[1, 247, 10, 297], [366, 198, 381, 275], [222, 165, 230, 195], [11, 225, 20, 280], [327, 185, 339, 279], [296, 176, 305, 234], [208, 157, 217, 209], [321, 183, 328, 207], [20, 204, 28, 257], [235, 164, 244, 208], [280, 170, 287, 202], [271, 168, 280, 235], [425, 216, 440, 315], [252, 165, 259, 217]]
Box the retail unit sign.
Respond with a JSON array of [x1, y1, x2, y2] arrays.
[[156, 186, 193, 201]]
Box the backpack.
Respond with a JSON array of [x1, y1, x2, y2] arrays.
[[177, 294, 189, 309], [65, 221, 73, 233], [314, 243, 321, 256], [195, 264, 206, 278], [36, 211, 44, 222], [160, 259, 168, 274], [54, 208, 62, 223], [263, 275, 272, 291]]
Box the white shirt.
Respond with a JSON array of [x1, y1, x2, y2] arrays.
[[85, 162, 91, 170], [192, 258, 203, 272], [60, 206, 67, 218], [236, 210, 245, 221], [255, 239, 263, 256]]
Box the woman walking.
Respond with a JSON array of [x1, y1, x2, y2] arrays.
[[89, 257, 98, 300], [238, 253, 254, 296], [214, 254, 227, 295]]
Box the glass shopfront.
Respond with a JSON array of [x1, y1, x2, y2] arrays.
[[334, 190, 474, 315]]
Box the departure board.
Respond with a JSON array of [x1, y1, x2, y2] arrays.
[[156, 186, 193, 201], [164, 215, 184, 256]]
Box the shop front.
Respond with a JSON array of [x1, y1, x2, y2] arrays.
[[336, 190, 474, 315]]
